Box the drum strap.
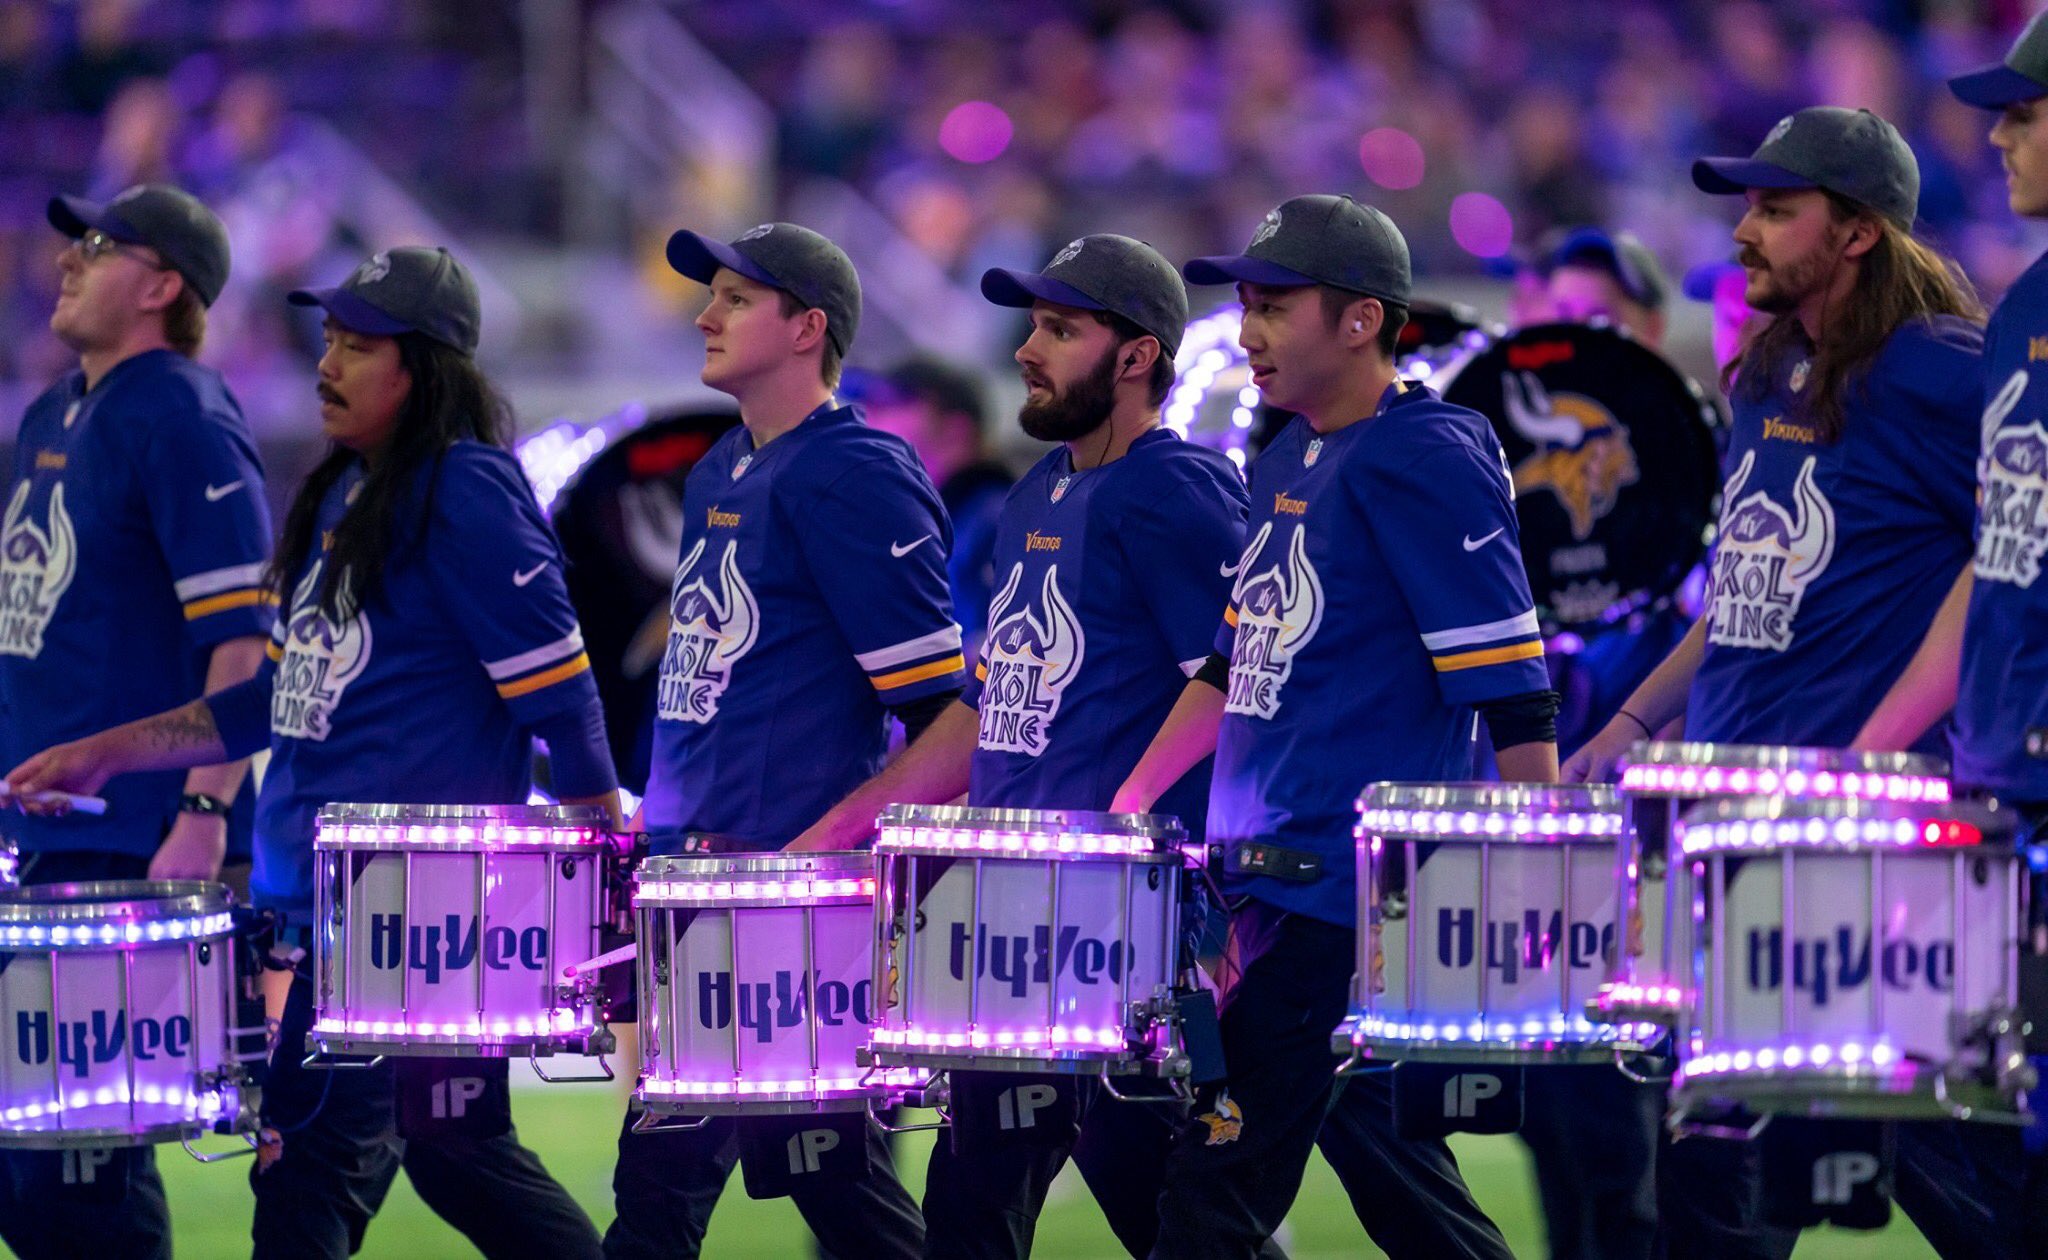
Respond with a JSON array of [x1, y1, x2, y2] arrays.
[[1225, 842, 1322, 883]]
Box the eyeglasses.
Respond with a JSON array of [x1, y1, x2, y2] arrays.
[[71, 230, 166, 269]]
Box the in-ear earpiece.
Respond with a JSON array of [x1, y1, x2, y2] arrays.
[[1353, 321, 1365, 333]]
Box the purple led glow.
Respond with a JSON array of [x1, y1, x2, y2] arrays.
[[1449, 193, 1514, 259], [640, 1067, 925, 1099], [875, 826, 1168, 859], [635, 877, 875, 905], [938, 101, 1014, 164], [1340, 1012, 1660, 1046], [1678, 815, 1983, 856], [870, 1025, 1126, 1051], [1618, 763, 1949, 803], [316, 1009, 589, 1041], [1357, 807, 1622, 842], [319, 821, 608, 848], [0, 912, 233, 950], [1591, 982, 1685, 1012], [1358, 127, 1426, 189], [1677, 1040, 1900, 1082], [0, 846, 15, 890]]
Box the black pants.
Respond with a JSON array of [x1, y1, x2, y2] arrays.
[[0, 850, 172, 1260], [1150, 899, 1511, 1260], [1517, 1065, 1660, 1260], [605, 1106, 924, 1259], [251, 972, 602, 1259]]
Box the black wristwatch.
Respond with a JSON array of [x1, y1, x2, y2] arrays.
[[179, 792, 230, 818]]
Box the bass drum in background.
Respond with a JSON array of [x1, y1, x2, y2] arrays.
[[1433, 322, 1722, 632], [552, 409, 740, 794], [1396, 297, 1492, 367]]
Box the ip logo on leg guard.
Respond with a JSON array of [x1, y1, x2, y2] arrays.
[[738, 1113, 873, 1199], [949, 1072, 1080, 1152], [1392, 1062, 1525, 1138]]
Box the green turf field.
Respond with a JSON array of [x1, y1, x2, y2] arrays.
[[150, 1073, 1942, 1258]]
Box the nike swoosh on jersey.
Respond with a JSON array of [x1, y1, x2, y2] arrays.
[[1462, 528, 1505, 552], [204, 480, 245, 502], [512, 562, 548, 587], [890, 535, 933, 558]]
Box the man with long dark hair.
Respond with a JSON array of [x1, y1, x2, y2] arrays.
[[0, 183, 270, 1260], [6, 246, 620, 1259], [604, 222, 960, 1258], [1561, 107, 1989, 1259]]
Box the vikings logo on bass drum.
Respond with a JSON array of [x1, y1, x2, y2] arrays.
[[977, 563, 1085, 757], [0, 481, 77, 659], [1224, 521, 1324, 720], [1976, 369, 2048, 588], [1705, 451, 1836, 653], [272, 560, 373, 740], [1501, 371, 1640, 544], [658, 538, 758, 725]]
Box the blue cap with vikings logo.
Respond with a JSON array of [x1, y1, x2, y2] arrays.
[[666, 222, 862, 359], [1950, 12, 2048, 110], [1691, 106, 1920, 230], [48, 183, 231, 307], [287, 246, 482, 355], [1182, 194, 1412, 309], [980, 234, 1190, 357]]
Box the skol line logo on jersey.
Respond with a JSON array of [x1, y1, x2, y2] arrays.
[[1975, 398, 2048, 587], [977, 563, 1085, 756], [658, 537, 758, 724], [1501, 371, 1640, 542], [366, 913, 548, 984], [946, 921, 1135, 997], [14, 1008, 191, 1078], [1224, 521, 1323, 720], [1434, 907, 1615, 981], [1705, 451, 1835, 652], [0, 481, 77, 659], [1745, 924, 1953, 1006], [272, 560, 372, 740], [693, 965, 873, 1042]]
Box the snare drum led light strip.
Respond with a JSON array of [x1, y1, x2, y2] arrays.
[[1678, 817, 1981, 856], [315, 1009, 590, 1040], [2, 1086, 224, 1125], [1344, 1012, 1663, 1046], [0, 911, 233, 948], [870, 1025, 1129, 1052], [635, 877, 875, 904], [875, 827, 1167, 858], [320, 823, 605, 847], [1619, 764, 1949, 802], [1677, 1040, 1904, 1082], [1357, 808, 1624, 841], [640, 1066, 925, 1099]]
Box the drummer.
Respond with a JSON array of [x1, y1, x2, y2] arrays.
[[789, 235, 1247, 1255], [1111, 194, 1558, 1259], [610, 223, 961, 1257], [1560, 107, 1989, 1259], [5, 247, 619, 1259], [1542, 227, 1671, 350], [0, 183, 271, 1260]]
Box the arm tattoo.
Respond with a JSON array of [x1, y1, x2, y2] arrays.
[[146, 702, 222, 753]]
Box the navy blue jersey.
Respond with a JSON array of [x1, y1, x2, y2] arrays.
[[233, 443, 600, 911], [960, 429, 1246, 833], [0, 350, 272, 857], [1211, 385, 1550, 925], [1688, 318, 1980, 750], [1958, 256, 2048, 796], [642, 402, 965, 852]]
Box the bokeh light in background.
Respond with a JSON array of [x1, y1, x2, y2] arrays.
[[1449, 192, 1515, 259], [1358, 127, 1426, 191], [938, 101, 1014, 164]]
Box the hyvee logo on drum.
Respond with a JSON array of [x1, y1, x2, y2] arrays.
[[368, 913, 548, 982], [1435, 908, 1614, 981], [16, 1008, 191, 1077], [693, 966, 873, 1041], [947, 922, 1136, 995], [1745, 925, 1954, 1004]]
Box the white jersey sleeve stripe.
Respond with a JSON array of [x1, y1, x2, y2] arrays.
[[483, 628, 586, 681], [1418, 609, 1541, 653], [853, 624, 964, 673], [174, 561, 270, 602], [1179, 656, 1208, 678]]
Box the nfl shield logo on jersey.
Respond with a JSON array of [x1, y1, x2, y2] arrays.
[[1050, 474, 1071, 503], [1789, 359, 1810, 393], [1304, 437, 1323, 468], [732, 453, 753, 480]]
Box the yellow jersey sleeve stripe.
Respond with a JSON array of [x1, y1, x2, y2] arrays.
[[1431, 639, 1545, 673], [496, 652, 592, 700], [183, 588, 276, 620], [871, 654, 966, 691], [975, 661, 989, 681], [265, 641, 284, 662], [1223, 606, 1240, 628]]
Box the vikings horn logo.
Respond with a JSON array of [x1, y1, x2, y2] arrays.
[[1502, 371, 1640, 542], [977, 562, 1086, 757], [657, 538, 760, 725], [1704, 451, 1836, 652], [1975, 383, 2048, 588], [271, 560, 373, 741], [0, 481, 78, 659], [1223, 522, 1324, 720]]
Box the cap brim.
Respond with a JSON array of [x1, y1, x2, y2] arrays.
[[287, 286, 414, 337], [1691, 157, 1816, 196], [1949, 63, 2048, 109], [1181, 254, 1319, 287], [45, 194, 145, 243], [664, 230, 780, 288], [978, 267, 1105, 311]]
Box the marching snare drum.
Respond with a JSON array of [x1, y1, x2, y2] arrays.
[[866, 805, 1187, 1077], [634, 851, 905, 1116], [1672, 795, 2028, 1122], [311, 803, 617, 1060], [1335, 783, 1662, 1066], [0, 881, 253, 1148], [1597, 743, 1951, 1029]]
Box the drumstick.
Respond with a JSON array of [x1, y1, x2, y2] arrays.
[[560, 941, 638, 982], [0, 782, 109, 816]]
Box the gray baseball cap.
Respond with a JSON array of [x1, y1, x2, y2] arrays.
[[287, 246, 482, 355], [1692, 106, 1919, 229], [1950, 13, 2048, 109], [1182, 194, 1412, 308], [981, 234, 1190, 357], [1547, 227, 1670, 310], [666, 222, 862, 358], [48, 183, 231, 307]]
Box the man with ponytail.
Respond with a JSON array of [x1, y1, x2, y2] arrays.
[[1561, 107, 1990, 1258], [6, 246, 620, 1259]]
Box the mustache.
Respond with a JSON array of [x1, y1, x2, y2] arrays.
[[1737, 250, 1767, 271], [317, 383, 346, 408]]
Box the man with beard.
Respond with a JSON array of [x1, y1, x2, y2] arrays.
[[0, 184, 270, 1260], [607, 222, 961, 1258], [788, 234, 1247, 1257], [1115, 194, 1558, 1259], [1562, 107, 1987, 1259]]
